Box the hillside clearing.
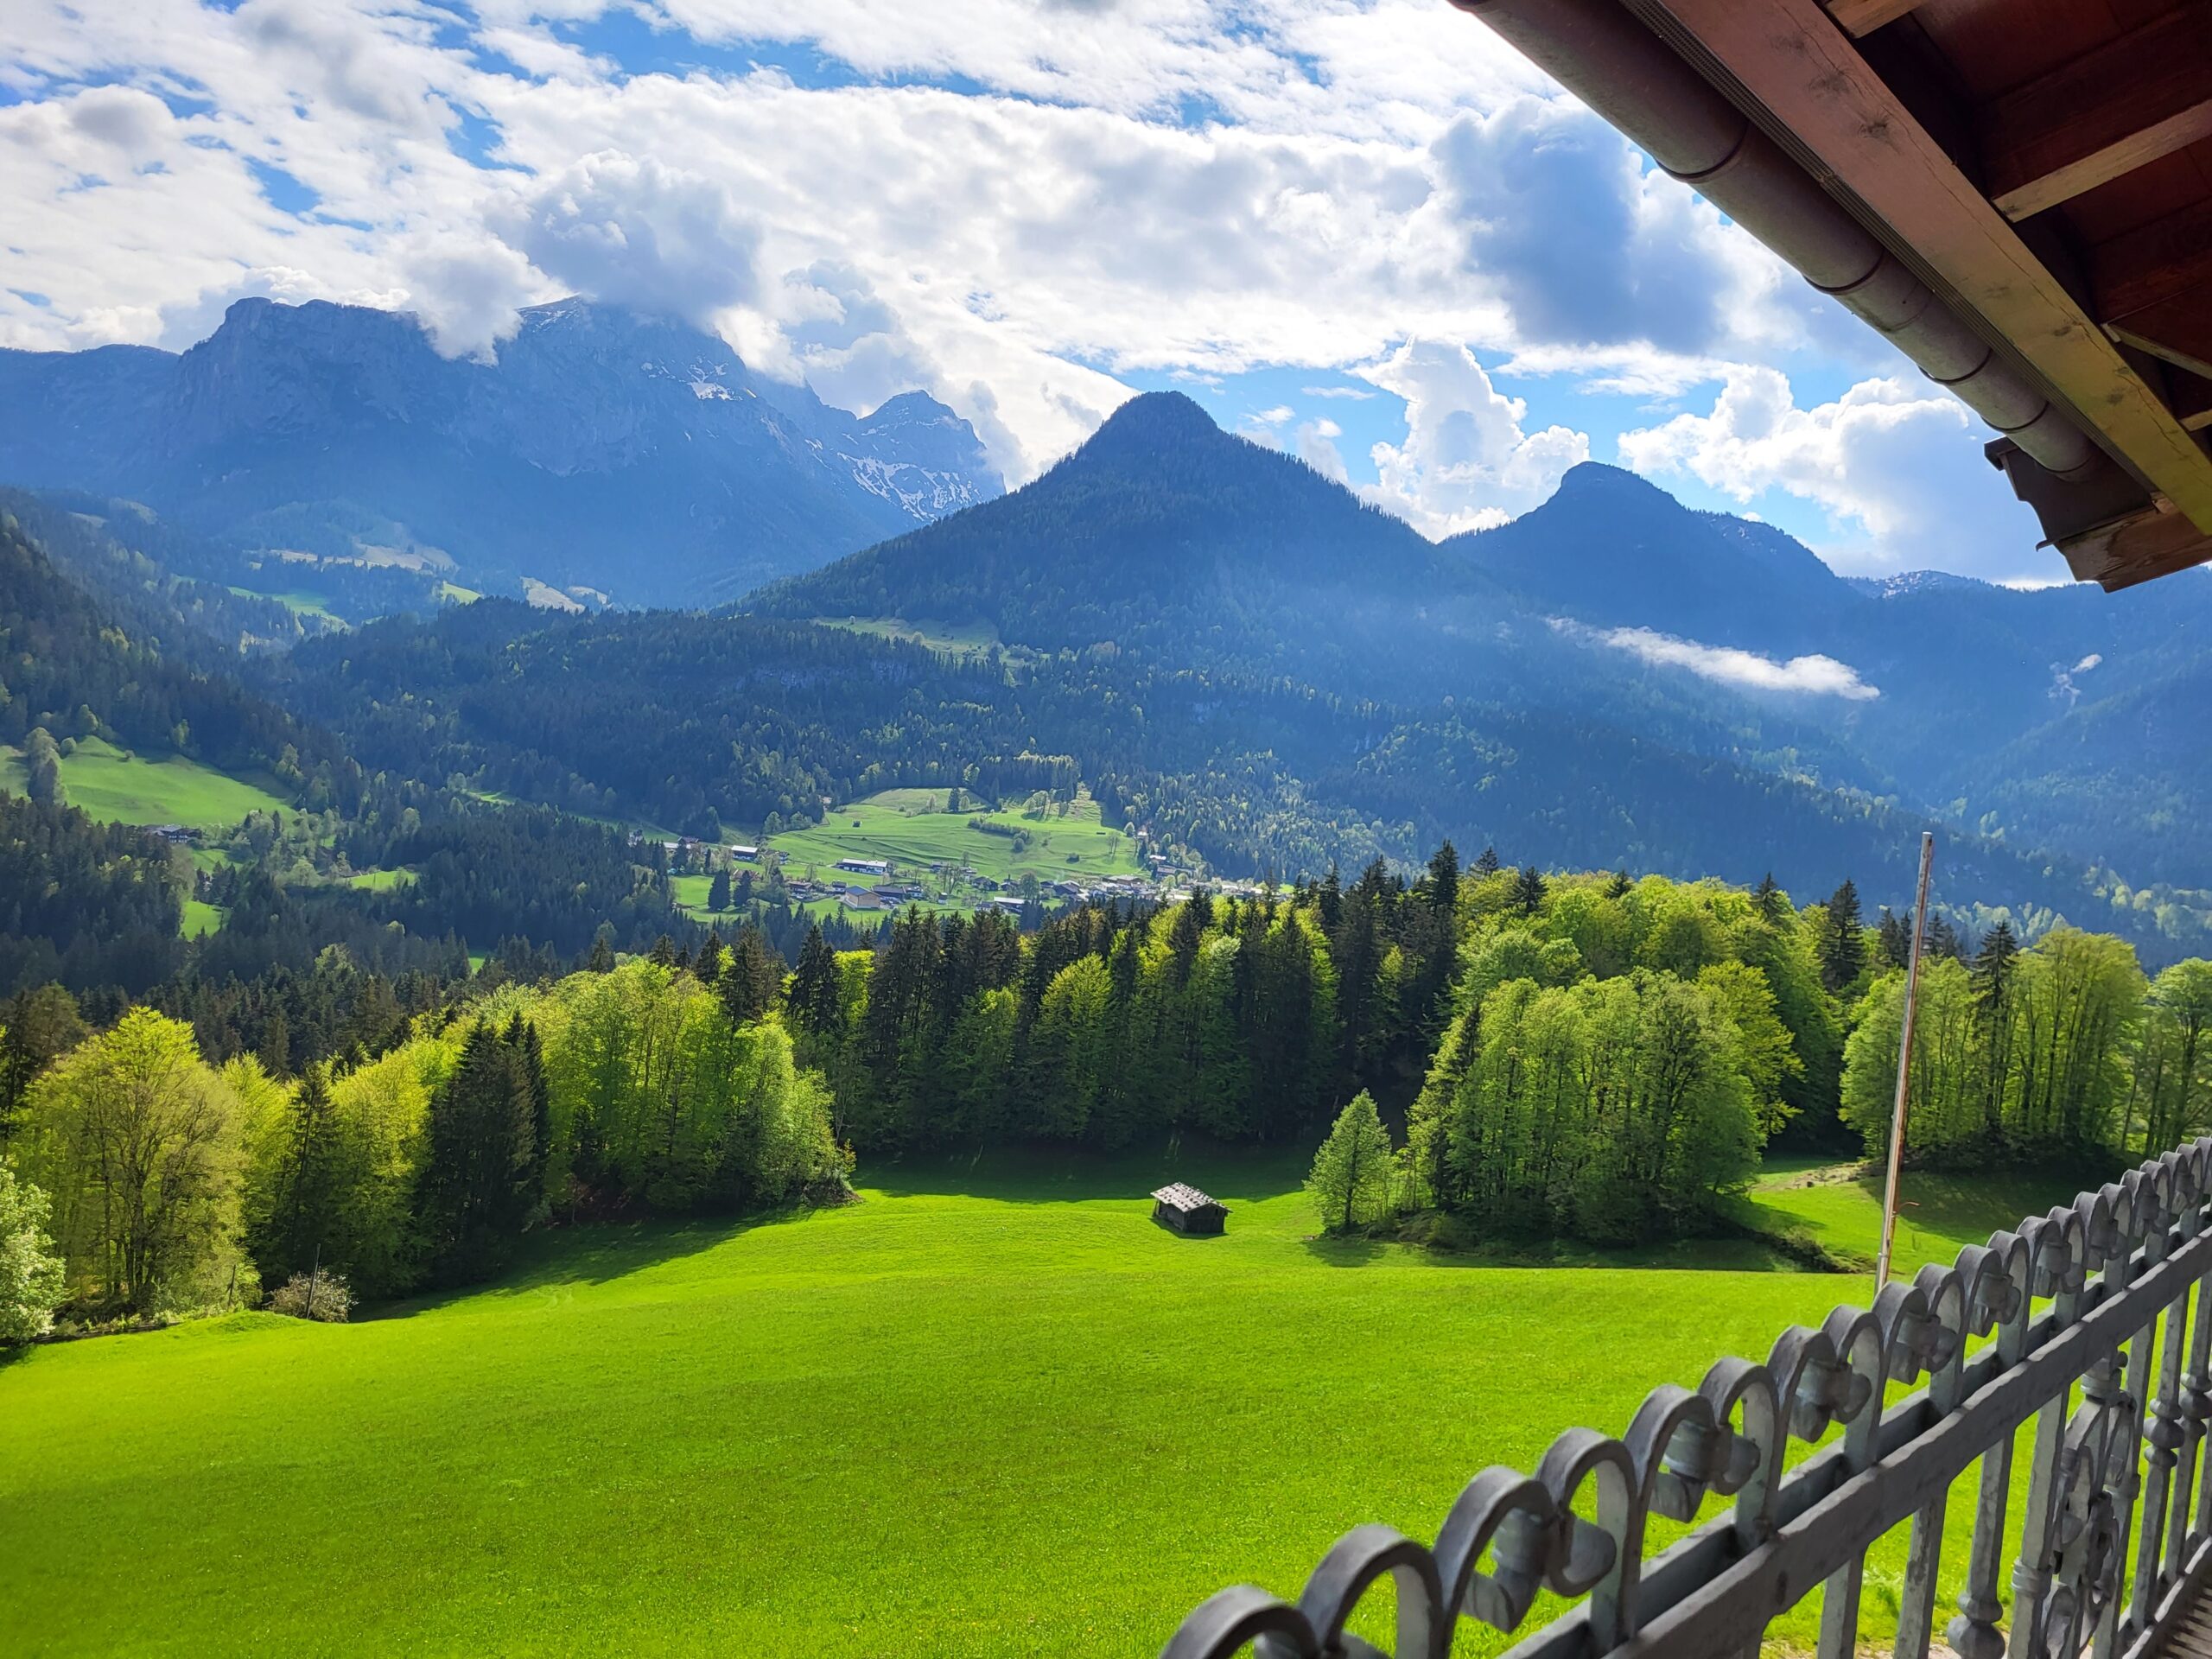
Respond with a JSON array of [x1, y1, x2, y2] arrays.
[[0, 735, 292, 832], [768, 790, 1142, 889], [0, 1154, 2071, 1657]]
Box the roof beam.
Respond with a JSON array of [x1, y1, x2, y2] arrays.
[[1822, 0, 1921, 37], [2094, 196, 2212, 327], [1637, 0, 2212, 535], [1981, 4, 2212, 222]]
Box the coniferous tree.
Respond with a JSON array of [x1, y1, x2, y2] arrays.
[[1512, 864, 1547, 916], [1426, 841, 1459, 918], [788, 925, 842, 1041], [721, 925, 783, 1025], [587, 930, 616, 974], [1820, 879, 1866, 992], [250, 1061, 340, 1286], [1472, 846, 1501, 877], [416, 1021, 538, 1285], [696, 929, 724, 986], [648, 935, 677, 969], [708, 868, 732, 912], [0, 984, 87, 1147], [1877, 907, 1913, 971], [1753, 872, 1785, 923], [1607, 868, 1632, 899]]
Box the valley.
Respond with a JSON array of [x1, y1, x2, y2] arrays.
[[0, 1152, 2065, 1659]]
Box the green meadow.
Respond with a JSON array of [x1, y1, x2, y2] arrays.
[[814, 614, 1008, 658], [0, 1155, 2072, 1658], [0, 735, 291, 832], [769, 790, 1143, 888]]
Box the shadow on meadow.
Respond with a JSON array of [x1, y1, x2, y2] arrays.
[[358, 1208, 798, 1320], [861, 1135, 1312, 1208]]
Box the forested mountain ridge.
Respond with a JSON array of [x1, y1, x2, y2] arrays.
[[753, 397, 2212, 898], [0, 297, 1002, 607], [0, 511, 351, 798], [752, 391, 1476, 653]]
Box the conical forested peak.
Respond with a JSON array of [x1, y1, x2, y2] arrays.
[[1542, 460, 1683, 512], [1071, 390, 1225, 463]]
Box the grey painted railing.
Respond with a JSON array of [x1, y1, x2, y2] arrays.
[[1162, 1138, 2212, 1659]]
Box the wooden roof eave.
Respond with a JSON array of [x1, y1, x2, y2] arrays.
[[1626, 0, 2212, 568]]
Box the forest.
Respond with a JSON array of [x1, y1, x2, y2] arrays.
[[6, 842, 2207, 1339]]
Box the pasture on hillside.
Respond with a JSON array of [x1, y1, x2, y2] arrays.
[[0, 1156, 2075, 1657], [769, 789, 1143, 888], [0, 734, 291, 832]]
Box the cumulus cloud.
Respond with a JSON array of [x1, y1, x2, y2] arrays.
[[0, 0, 2072, 560], [1431, 96, 1823, 360], [1357, 339, 1588, 536], [502, 152, 761, 327], [1618, 366, 2057, 582], [1296, 416, 1348, 482], [1580, 623, 1880, 700]]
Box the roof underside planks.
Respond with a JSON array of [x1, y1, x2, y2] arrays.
[[1558, 0, 2212, 588]]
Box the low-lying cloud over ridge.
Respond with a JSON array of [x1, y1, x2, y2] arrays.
[[1564, 620, 1880, 701]]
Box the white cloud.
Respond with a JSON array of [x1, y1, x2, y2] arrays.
[[1580, 623, 1879, 700], [1295, 416, 1347, 482], [1357, 338, 1588, 537], [500, 151, 762, 328], [0, 0, 2077, 569], [1618, 366, 2057, 583]]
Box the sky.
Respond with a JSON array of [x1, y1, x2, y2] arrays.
[[0, 0, 2063, 582]]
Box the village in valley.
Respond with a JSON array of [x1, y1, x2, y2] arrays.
[[645, 785, 1264, 928]]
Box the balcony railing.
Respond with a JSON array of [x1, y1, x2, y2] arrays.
[[1162, 1137, 2212, 1659]]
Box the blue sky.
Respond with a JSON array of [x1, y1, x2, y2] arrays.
[[0, 0, 2055, 579]]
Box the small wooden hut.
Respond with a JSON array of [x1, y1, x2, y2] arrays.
[[1151, 1183, 1228, 1236]]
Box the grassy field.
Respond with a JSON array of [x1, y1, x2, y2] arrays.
[[814, 615, 1008, 658], [227, 584, 341, 622], [0, 736, 292, 832], [770, 791, 1142, 889], [179, 899, 226, 938], [340, 868, 416, 893], [0, 1154, 2077, 1658]]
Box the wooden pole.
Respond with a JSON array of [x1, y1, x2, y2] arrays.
[[1877, 831, 1936, 1288]]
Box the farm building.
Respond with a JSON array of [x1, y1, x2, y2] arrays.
[[836, 858, 892, 877], [728, 844, 760, 861], [1151, 1184, 1228, 1236]]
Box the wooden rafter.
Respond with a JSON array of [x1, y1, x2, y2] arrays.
[[1981, 5, 2212, 222], [1640, 0, 2212, 535], [1822, 0, 1921, 36]]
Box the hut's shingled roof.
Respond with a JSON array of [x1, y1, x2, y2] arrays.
[[1152, 1183, 1223, 1213]]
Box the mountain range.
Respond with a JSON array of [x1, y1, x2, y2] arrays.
[[760, 391, 2212, 901], [0, 297, 1002, 607], [8, 352, 2212, 959]]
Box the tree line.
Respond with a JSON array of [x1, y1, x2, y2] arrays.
[[0, 954, 846, 1325]]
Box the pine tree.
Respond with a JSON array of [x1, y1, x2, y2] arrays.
[[1820, 879, 1866, 992], [1971, 920, 2020, 1013], [696, 929, 724, 986], [721, 925, 783, 1025], [708, 867, 732, 912], [1512, 864, 1547, 916], [254, 1062, 340, 1284], [587, 930, 616, 973], [416, 1021, 538, 1285], [1607, 868, 1631, 899], [1426, 841, 1459, 918], [504, 1013, 551, 1193], [787, 924, 842, 1039], [1472, 846, 1501, 877], [648, 935, 677, 968], [1753, 872, 1784, 923], [1877, 906, 1913, 970], [1306, 1090, 1394, 1232]]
